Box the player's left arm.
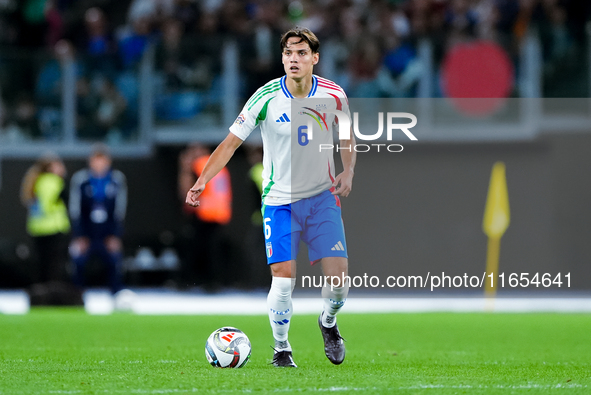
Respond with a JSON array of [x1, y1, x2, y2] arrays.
[[332, 130, 356, 197]]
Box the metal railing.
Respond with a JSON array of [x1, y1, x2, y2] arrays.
[[1, 30, 591, 190]]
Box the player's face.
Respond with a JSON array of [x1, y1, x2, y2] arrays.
[[282, 37, 318, 81]]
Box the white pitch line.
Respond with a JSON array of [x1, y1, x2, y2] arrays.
[[2, 289, 591, 315], [81, 290, 591, 315]]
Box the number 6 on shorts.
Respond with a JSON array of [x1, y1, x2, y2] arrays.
[[264, 217, 272, 239]]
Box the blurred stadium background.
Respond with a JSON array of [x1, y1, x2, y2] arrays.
[[1, 0, 591, 311]]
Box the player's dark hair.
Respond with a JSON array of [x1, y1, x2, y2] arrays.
[[280, 27, 320, 54]]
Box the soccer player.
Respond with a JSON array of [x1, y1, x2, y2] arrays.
[[186, 27, 356, 367]]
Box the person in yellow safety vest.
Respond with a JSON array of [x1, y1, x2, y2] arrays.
[[20, 154, 71, 284], [243, 144, 270, 289], [247, 148, 264, 225]]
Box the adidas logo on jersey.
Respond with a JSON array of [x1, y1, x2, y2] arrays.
[[275, 113, 290, 123], [331, 241, 345, 251]]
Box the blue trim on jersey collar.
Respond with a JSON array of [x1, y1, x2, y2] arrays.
[[280, 76, 294, 98], [281, 75, 318, 98], [308, 75, 318, 97]]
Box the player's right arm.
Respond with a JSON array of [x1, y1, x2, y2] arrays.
[[186, 80, 276, 206], [185, 133, 243, 207]]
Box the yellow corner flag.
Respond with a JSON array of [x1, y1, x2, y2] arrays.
[[483, 162, 510, 300]]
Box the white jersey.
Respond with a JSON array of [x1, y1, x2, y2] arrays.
[[230, 75, 350, 206]]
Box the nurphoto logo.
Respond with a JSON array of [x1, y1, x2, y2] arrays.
[[300, 110, 418, 153]]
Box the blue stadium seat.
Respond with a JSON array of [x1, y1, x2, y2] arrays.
[[154, 91, 204, 121]]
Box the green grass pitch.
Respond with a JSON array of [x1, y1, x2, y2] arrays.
[[0, 309, 589, 394]]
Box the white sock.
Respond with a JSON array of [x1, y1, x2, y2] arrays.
[[321, 283, 349, 328], [268, 276, 293, 349]]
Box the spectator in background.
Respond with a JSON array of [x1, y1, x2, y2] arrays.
[[33, 39, 83, 141], [347, 35, 386, 97], [69, 144, 127, 294], [36, 39, 84, 107], [74, 77, 128, 142], [155, 18, 192, 90], [405, 0, 447, 65], [189, 11, 224, 90], [5, 92, 41, 140], [177, 143, 232, 289], [536, 0, 573, 66], [75, 76, 100, 139], [218, 0, 257, 97], [247, 1, 286, 94], [445, 0, 479, 40], [127, 0, 174, 31], [172, 0, 200, 32], [382, 35, 422, 97], [118, 16, 153, 70], [45, 0, 64, 47], [0, 0, 587, 107], [95, 78, 127, 141], [20, 153, 71, 284], [514, 0, 537, 40], [81, 7, 118, 80]]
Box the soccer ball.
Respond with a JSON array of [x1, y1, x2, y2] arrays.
[[205, 327, 251, 368]]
